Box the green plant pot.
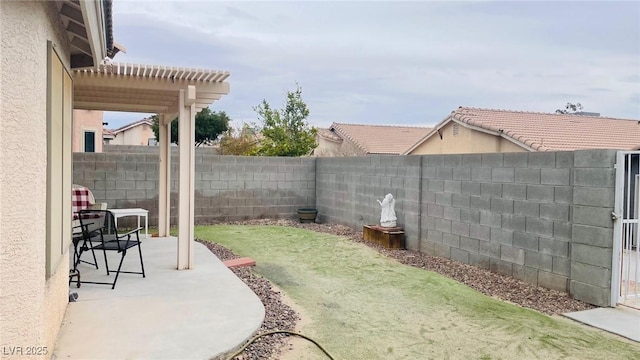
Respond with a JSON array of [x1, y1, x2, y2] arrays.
[[297, 208, 318, 223]]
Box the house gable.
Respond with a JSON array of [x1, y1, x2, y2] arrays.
[[408, 118, 528, 155], [407, 106, 640, 154]]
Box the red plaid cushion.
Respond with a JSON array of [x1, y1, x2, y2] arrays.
[[72, 188, 92, 219]]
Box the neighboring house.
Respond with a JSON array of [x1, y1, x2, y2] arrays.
[[72, 109, 105, 152], [109, 118, 156, 146], [102, 127, 115, 145], [1, 0, 117, 354], [315, 123, 432, 156], [406, 107, 640, 155]]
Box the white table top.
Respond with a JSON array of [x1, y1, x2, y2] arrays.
[[109, 208, 149, 215]]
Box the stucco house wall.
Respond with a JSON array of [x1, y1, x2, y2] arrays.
[[1, 1, 73, 357], [72, 109, 104, 152], [314, 138, 366, 157], [111, 122, 155, 146], [315, 135, 365, 157], [410, 121, 526, 155]]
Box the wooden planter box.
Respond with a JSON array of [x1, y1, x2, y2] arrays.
[[363, 225, 405, 249]]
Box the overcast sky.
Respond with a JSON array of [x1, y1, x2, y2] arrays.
[[104, 1, 640, 130]]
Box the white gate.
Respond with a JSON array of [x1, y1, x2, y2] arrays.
[[612, 151, 640, 308]]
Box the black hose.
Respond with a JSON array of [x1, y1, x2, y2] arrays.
[[222, 330, 336, 360]]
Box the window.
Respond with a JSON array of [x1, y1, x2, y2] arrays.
[[84, 131, 96, 152], [46, 42, 72, 277]]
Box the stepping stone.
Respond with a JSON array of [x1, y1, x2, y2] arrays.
[[223, 257, 256, 268]]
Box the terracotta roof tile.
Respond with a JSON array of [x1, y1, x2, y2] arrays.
[[448, 107, 639, 151], [330, 123, 432, 155]]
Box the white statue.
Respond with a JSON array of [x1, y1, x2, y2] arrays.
[[377, 193, 397, 228]]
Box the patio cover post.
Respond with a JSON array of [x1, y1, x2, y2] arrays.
[[158, 113, 171, 237], [177, 86, 196, 269]]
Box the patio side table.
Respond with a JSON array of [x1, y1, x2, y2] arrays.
[[109, 208, 149, 238]]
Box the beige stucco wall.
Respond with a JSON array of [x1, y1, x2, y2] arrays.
[[315, 135, 365, 157], [409, 121, 528, 155], [1, 2, 72, 358], [72, 110, 104, 152], [111, 123, 155, 146]]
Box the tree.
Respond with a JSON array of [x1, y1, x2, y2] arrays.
[[254, 84, 317, 156], [219, 123, 260, 155], [555, 102, 583, 114], [151, 108, 230, 146]]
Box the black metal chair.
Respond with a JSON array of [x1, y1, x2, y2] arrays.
[[77, 209, 146, 289]]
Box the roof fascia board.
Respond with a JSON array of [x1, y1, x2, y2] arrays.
[[403, 113, 454, 154], [453, 119, 535, 152], [79, 0, 107, 67]]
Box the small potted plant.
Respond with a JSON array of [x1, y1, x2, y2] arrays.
[[297, 208, 318, 223]]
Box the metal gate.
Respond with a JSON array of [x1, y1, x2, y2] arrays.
[[612, 151, 640, 308]]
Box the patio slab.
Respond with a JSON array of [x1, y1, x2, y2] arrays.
[[53, 237, 264, 360], [564, 306, 640, 342]]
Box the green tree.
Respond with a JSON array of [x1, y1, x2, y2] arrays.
[[151, 108, 230, 146], [254, 84, 317, 156], [219, 123, 260, 155]]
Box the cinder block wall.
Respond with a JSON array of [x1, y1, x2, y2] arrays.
[[73, 152, 316, 226], [73, 149, 618, 306], [420, 152, 575, 291], [315, 156, 422, 249], [417, 150, 616, 306], [103, 144, 220, 155], [569, 150, 617, 306]]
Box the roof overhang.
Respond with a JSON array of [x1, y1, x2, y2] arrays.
[[73, 62, 230, 116], [402, 112, 536, 155], [57, 0, 114, 69]]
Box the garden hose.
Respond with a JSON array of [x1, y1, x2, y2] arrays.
[[222, 330, 336, 360]]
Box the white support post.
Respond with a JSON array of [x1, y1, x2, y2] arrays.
[[158, 113, 171, 237], [177, 86, 196, 269], [611, 151, 625, 307]]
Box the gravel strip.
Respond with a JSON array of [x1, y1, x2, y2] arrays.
[[197, 239, 299, 360], [197, 219, 596, 359]]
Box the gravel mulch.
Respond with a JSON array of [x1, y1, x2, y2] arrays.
[[197, 239, 299, 360], [197, 219, 597, 359]]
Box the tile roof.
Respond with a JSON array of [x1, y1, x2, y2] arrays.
[[111, 118, 154, 134], [329, 123, 432, 155], [102, 128, 115, 138], [408, 107, 640, 153]]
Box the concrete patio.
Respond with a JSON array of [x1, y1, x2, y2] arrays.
[[53, 237, 264, 359]]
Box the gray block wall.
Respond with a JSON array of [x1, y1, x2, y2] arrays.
[[417, 150, 616, 306], [73, 149, 620, 306], [73, 152, 315, 226], [569, 150, 617, 306], [315, 156, 422, 250], [103, 144, 220, 155], [419, 152, 575, 293]]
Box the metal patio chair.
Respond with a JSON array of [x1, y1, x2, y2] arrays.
[[77, 209, 146, 289], [71, 185, 107, 271]]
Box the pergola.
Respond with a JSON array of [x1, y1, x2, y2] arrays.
[[73, 62, 230, 269]]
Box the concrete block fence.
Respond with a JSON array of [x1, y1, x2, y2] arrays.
[[73, 148, 619, 306], [73, 151, 316, 226]]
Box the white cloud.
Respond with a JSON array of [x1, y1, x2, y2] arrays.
[[105, 1, 640, 130]]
